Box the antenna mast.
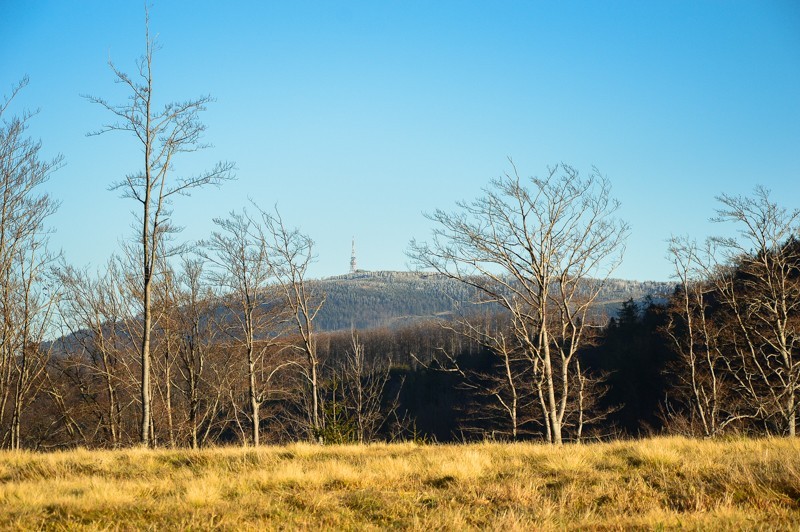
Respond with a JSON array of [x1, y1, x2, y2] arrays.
[[350, 237, 357, 274]]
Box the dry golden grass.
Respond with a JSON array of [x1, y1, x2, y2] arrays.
[[0, 437, 798, 530]]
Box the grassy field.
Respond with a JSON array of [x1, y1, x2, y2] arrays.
[[0, 437, 798, 530]]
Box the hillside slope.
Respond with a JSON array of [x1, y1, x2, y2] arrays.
[[313, 270, 673, 331]]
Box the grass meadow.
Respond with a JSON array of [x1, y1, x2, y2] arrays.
[[0, 437, 798, 530]]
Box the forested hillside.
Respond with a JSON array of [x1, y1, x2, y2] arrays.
[[313, 270, 673, 331]]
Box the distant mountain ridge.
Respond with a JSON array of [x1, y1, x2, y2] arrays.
[[48, 271, 674, 348], [312, 270, 673, 332]]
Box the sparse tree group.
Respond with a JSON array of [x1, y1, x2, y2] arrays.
[[665, 188, 799, 437]]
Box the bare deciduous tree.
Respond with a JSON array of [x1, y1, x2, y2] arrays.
[[414, 313, 529, 441], [175, 258, 218, 448], [665, 237, 748, 437], [56, 259, 139, 447], [711, 187, 800, 436], [202, 211, 290, 446], [85, 9, 234, 446], [665, 188, 800, 438], [337, 330, 399, 443], [410, 162, 628, 444], [259, 207, 326, 441], [151, 256, 230, 448], [0, 77, 62, 449]]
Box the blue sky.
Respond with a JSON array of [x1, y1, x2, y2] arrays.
[[2, 1, 799, 280]]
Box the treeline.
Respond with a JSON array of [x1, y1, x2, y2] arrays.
[[9, 266, 794, 450], [0, 181, 797, 449]]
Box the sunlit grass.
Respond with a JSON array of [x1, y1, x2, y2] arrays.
[[0, 437, 798, 529]]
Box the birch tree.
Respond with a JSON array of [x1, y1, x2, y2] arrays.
[[85, 9, 234, 446]]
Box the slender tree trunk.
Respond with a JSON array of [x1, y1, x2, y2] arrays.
[[140, 249, 151, 448], [356, 370, 364, 444], [310, 355, 320, 437], [249, 352, 259, 447], [0, 346, 10, 447], [541, 333, 562, 445], [536, 377, 551, 442], [141, 279, 152, 446], [245, 308, 260, 447], [101, 352, 118, 447], [11, 335, 30, 450], [166, 354, 175, 448], [503, 350, 518, 440], [189, 371, 199, 449], [11, 399, 21, 450], [576, 359, 585, 444]]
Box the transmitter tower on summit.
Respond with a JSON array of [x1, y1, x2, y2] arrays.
[[350, 237, 357, 274]]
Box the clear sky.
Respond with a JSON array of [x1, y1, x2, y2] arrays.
[[2, 1, 799, 281]]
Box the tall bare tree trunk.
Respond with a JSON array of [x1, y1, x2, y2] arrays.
[[248, 336, 260, 447], [576, 359, 585, 444], [189, 370, 199, 449], [541, 329, 562, 445], [86, 7, 233, 447], [165, 345, 175, 448], [141, 263, 152, 446], [310, 351, 319, 435]]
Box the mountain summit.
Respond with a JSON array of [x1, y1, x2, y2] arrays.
[[313, 271, 672, 331]]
